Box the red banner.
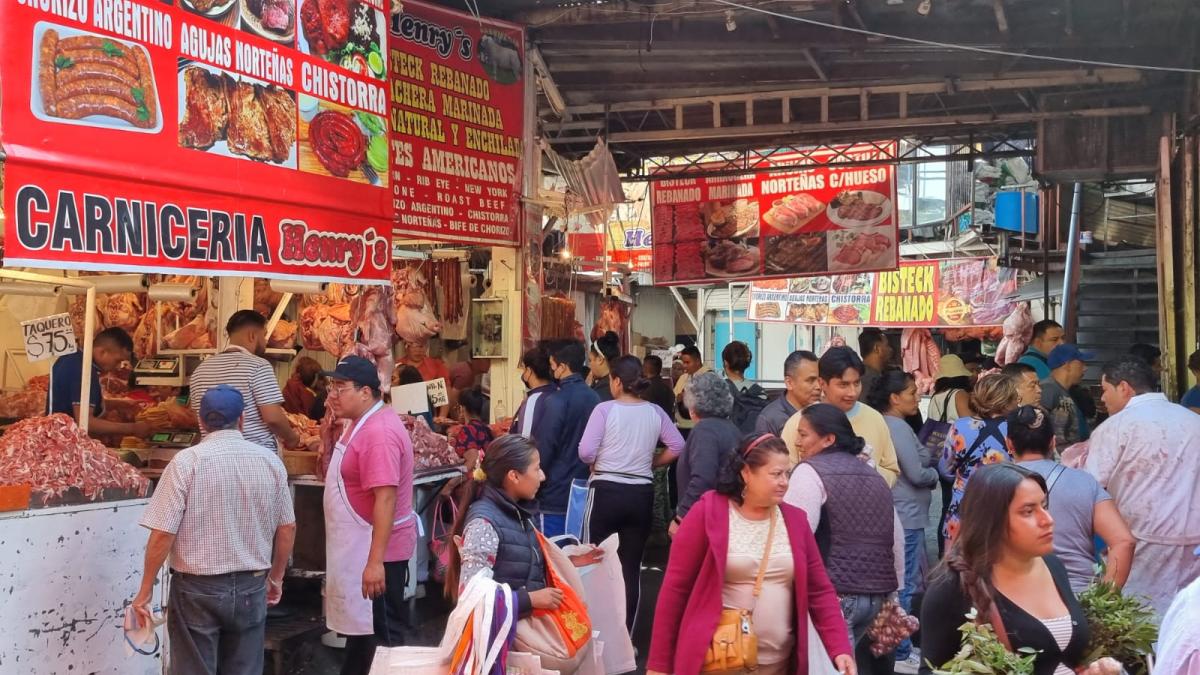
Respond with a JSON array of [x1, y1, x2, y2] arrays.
[[388, 1, 525, 246], [651, 144, 898, 285], [1, 0, 393, 282]]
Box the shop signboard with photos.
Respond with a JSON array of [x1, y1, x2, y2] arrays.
[[747, 257, 1017, 327], [0, 0, 394, 282], [651, 143, 899, 285]]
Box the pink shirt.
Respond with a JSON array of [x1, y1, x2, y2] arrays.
[[340, 408, 416, 562]]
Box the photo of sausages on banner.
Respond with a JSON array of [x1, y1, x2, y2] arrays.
[[650, 144, 899, 285]]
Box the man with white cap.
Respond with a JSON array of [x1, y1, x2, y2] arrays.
[[131, 385, 295, 675], [322, 355, 416, 675]]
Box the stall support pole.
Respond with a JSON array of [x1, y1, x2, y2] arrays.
[[1061, 183, 1083, 338], [215, 277, 253, 350], [79, 287, 96, 433]]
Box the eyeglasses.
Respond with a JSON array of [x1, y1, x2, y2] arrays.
[[326, 381, 361, 396]]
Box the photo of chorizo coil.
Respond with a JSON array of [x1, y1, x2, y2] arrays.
[[39, 29, 59, 116], [35, 26, 159, 130]]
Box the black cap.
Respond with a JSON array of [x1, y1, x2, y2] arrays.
[[322, 356, 381, 390]]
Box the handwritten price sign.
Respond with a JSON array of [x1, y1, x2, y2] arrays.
[[21, 313, 77, 363], [425, 377, 450, 408]]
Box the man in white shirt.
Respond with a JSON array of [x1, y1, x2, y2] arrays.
[[1157, 550, 1200, 674], [1086, 356, 1200, 619], [131, 385, 296, 674], [189, 309, 302, 452]]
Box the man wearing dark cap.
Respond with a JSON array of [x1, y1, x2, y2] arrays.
[[188, 309, 303, 452], [321, 356, 416, 675], [131, 385, 296, 675], [1041, 344, 1093, 447]]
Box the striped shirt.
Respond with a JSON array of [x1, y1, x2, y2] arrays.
[[141, 429, 295, 575], [189, 346, 283, 451]]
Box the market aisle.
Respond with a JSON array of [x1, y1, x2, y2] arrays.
[[281, 533, 670, 674]]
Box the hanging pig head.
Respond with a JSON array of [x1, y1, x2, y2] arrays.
[[393, 263, 441, 343]]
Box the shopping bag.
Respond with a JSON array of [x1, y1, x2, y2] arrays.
[[368, 646, 447, 675], [806, 614, 841, 675], [562, 535, 636, 674], [917, 417, 952, 460], [563, 479, 590, 541], [515, 532, 593, 674]]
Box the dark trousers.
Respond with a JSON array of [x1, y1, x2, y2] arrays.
[[340, 561, 410, 675], [167, 570, 268, 675], [937, 476, 953, 558], [583, 481, 654, 634]]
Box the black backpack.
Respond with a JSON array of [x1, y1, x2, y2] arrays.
[[728, 380, 770, 433]]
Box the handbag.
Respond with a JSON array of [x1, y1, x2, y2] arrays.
[[917, 390, 955, 458], [429, 493, 459, 584], [702, 509, 777, 674], [866, 596, 920, 656], [515, 532, 594, 673]]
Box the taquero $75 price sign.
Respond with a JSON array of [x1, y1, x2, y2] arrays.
[[21, 313, 78, 363]]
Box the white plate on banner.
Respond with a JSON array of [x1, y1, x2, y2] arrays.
[[30, 22, 164, 134]]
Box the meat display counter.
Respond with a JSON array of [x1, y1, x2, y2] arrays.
[[287, 464, 465, 599]]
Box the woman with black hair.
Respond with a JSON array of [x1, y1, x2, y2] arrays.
[[446, 434, 603, 668], [588, 331, 621, 402], [579, 354, 685, 632], [866, 369, 938, 672], [1007, 405, 1135, 593], [451, 387, 493, 474], [647, 434, 854, 675], [922, 463, 1123, 675], [785, 403, 904, 663]]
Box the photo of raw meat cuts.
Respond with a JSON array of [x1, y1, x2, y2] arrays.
[[828, 227, 896, 272]]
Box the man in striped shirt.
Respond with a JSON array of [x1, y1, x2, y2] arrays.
[[189, 310, 301, 452]]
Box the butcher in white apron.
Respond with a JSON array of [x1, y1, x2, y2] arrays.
[[321, 356, 418, 675]]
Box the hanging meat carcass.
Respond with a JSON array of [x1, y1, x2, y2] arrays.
[[100, 293, 144, 333], [995, 303, 1033, 366], [349, 284, 397, 388], [253, 278, 284, 316], [393, 264, 440, 343], [902, 328, 942, 394]]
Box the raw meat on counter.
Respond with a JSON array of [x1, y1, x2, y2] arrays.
[[400, 414, 459, 471], [285, 412, 320, 447], [0, 414, 150, 504], [0, 375, 49, 419], [136, 400, 199, 430]]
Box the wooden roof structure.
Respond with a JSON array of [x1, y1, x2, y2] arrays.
[[426, 0, 1195, 171]]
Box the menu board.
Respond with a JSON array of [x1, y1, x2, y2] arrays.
[[0, 0, 394, 283], [651, 144, 898, 285], [747, 257, 1017, 327], [388, 1, 525, 246]]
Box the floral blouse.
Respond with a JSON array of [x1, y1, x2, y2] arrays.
[[938, 416, 1010, 541], [454, 419, 494, 459]]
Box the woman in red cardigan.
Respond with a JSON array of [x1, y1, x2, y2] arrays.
[[647, 434, 855, 675]]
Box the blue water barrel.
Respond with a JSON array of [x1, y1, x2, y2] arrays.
[[995, 191, 1039, 234]]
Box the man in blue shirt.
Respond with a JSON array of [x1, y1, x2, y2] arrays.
[[543, 340, 601, 538], [1018, 319, 1065, 380], [48, 327, 162, 439]]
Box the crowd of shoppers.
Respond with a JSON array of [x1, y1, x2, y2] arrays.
[[132, 317, 1200, 675]]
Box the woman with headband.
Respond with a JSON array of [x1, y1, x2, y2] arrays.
[[1007, 404, 1135, 593], [647, 434, 855, 675], [588, 331, 621, 402], [785, 403, 905, 666]]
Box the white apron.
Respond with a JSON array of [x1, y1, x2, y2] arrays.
[[323, 401, 415, 635]]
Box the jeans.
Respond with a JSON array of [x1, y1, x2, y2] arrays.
[[895, 528, 926, 660], [340, 561, 410, 675], [538, 512, 567, 539], [167, 570, 268, 675], [839, 593, 888, 649]]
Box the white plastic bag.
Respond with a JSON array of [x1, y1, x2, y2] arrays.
[[807, 614, 841, 675], [369, 646, 445, 675], [561, 535, 636, 674]]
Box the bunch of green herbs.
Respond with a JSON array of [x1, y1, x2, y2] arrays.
[[931, 609, 1037, 675], [1078, 579, 1157, 674]]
